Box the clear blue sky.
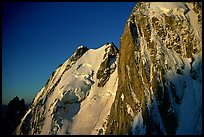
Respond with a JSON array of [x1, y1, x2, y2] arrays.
[[2, 2, 136, 105]]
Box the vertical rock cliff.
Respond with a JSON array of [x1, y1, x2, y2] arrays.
[[105, 2, 202, 135]]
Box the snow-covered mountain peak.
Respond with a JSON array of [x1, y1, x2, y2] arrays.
[[15, 43, 119, 135]]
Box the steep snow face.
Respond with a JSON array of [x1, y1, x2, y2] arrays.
[[106, 2, 202, 135], [15, 43, 119, 135]]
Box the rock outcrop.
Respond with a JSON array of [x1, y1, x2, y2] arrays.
[[97, 43, 119, 87]]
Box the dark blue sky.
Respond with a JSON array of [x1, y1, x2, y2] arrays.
[[2, 2, 136, 104]]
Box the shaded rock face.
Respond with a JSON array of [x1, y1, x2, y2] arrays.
[[106, 2, 202, 135], [97, 43, 119, 87]]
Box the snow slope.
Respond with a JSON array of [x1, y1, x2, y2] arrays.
[[15, 43, 118, 135]]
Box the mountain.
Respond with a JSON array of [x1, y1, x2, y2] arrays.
[[15, 2, 202, 135], [15, 43, 119, 135], [2, 96, 28, 135], [105, 2, 202, 135]]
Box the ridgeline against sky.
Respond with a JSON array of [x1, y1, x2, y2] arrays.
[[2, 2, 136, 104]]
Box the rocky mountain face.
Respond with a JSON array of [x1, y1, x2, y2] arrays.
[[105, 2, 202, 135], [15, 2, 202, 135]]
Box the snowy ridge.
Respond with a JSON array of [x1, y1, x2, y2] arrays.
[[15, 43, 119, 135]]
